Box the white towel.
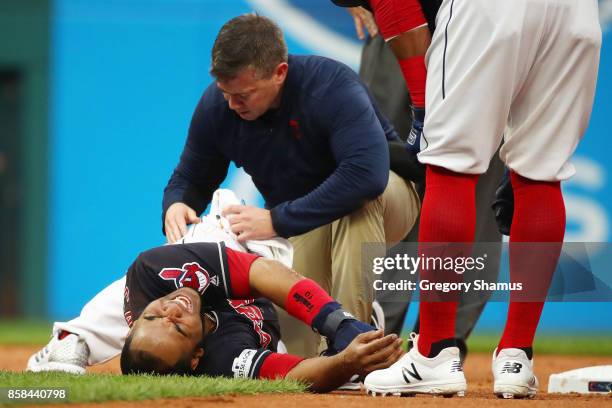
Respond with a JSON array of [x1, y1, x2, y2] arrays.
[[181, 189, 293, 268]]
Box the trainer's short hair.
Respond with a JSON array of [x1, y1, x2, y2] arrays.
[[211, 14, 288, 81], [120, 332, 192, 376]]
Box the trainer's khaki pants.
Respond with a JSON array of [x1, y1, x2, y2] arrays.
[[276, 171, 420, 357]]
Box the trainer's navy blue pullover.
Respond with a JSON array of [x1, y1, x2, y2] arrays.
[[163, 55, 398, 238]]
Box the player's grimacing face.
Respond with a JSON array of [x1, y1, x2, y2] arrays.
[[217, 63, 288, 121], [131, 287, 204, 368]]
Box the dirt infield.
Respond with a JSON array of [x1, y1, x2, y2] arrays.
[[2, 345, 611, 407]]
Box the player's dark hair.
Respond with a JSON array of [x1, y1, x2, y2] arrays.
[[120, 332, 193, 376], [211, 14, 288, 81]]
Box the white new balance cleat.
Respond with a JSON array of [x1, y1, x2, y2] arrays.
[[492, 348, 539, 399], [364, 333, 467, 397], [27, 332, 89, 374]]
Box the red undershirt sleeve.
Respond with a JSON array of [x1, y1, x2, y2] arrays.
[[257, 352, 305, 379], [224, 247, 260, 298]]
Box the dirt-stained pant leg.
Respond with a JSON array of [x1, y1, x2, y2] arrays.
[[277, 171, 419, 357]]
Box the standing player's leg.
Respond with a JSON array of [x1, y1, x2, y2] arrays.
[[490, 174, 564, 398], [364, 0, 523, 396], [413, 0, 522, 360], [453, 152, 505, 354], [416, 166, 478, 357], [493, 0, 601, 399]]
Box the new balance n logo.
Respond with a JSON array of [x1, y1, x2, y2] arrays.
[[450, 360, 463, 373], [501, 362, 523, 374], [402, 363, 422, 383]]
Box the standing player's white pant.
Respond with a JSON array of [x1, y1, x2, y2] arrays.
[[52, 189, 293, 366], [418, 0, 601, 180]]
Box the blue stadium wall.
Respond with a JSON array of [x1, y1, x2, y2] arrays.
[[48, 0, 612, 333]]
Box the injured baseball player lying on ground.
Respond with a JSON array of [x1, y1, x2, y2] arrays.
[[27, 190, 402, 392]]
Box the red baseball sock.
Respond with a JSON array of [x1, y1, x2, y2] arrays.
[[398, 55, 426, 108], [498, 172, 565, 352], [417, 165, 478, 357]]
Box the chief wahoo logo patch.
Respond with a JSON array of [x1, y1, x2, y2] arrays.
[[159, 262, 211, 294]]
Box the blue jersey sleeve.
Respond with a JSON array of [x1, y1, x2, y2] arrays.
[[270, 79, 390, 237]]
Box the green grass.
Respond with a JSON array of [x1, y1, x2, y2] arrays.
[[0, 320, 609, 405], [0, 320, 52, 345], [0, 371, 306, 405], [0, 321, 305, 405]]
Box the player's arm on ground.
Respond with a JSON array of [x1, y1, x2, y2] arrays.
[[227, 251, 377, 353], [283, 330, 403, 392], [225, 332, 401, 392]]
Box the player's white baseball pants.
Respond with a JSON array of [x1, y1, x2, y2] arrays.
[[418, 0, 601, 181]]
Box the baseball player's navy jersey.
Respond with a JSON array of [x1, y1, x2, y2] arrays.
[[163, 55, 398, 238], [123, 241, 291, 379], [124, 242, 237, 322], [197, 299, 281, 379]]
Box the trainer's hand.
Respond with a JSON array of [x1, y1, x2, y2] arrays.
[[222, 205, 276, 242], [341, 330, 404, 376], [165, 202, 200, 243], [347, 6, 378, 40]]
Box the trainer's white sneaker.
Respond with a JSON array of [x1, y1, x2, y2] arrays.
[[364, 333, 467, 397], [27, 332, 89, 374], [492, 348, 538, 399]]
